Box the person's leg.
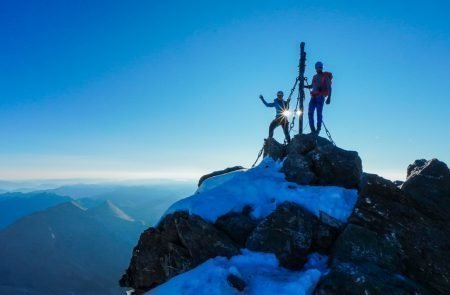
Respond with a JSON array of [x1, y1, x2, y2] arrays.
[[282, 119, 291, 143], [316, 96, 325, 132], [268, 118, 279, 138], [308, 98, 317, 132]]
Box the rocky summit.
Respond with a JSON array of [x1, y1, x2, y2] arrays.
[[120, 134, 450, 295]]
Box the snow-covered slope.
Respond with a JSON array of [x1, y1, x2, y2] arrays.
[[147, 250, 328, 295], [163, 158, 358, 223]]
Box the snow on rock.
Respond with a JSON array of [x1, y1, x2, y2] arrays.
[[162, 158, 358, 224], [147, 250, 328, 295]]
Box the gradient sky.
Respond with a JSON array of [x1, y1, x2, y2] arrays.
[[1, 0, 449, 181]]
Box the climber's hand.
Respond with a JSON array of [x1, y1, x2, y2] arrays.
[[259, 95, 264, 100], [326, 97, 331, 105]]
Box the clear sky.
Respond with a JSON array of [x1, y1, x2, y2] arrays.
[[1, 0, 449, 181]]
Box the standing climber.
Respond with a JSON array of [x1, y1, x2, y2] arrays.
[[305, 61, 332, 134], [259, 91, 291, 143]]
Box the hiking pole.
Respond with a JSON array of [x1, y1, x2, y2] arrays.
[[298, 42, 306, 134]]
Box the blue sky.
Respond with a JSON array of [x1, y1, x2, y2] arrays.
[[1, 0, 449, 180]]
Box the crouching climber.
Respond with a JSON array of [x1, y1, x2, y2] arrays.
[[259, 91, 291, 143], [305, 61, 332, 134]]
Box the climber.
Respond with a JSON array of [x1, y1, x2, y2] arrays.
[[305, 61, 332, 134], [259, 91, 291, 143]]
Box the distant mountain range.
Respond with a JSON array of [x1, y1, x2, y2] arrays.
[[0, 192, 72, 229], [0, 182, 196, 295], [0, 200, 145, 295]]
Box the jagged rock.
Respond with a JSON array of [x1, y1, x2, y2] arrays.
[[315, 262, 428, 295], [307, 144, 362, 189], [401, 158, 450, 223], [281, 154, 315, 185], [287, 133, 320, 155], [263, 138, 287, 161], [120, 231, 192, 292], [198, 166, 245, 187], [227, 274, 246, 292], [246, 202, 317, 269], [120, 211, 239, 292], [339, 167, 450, 294], [314, 212, 344, 252], [269, 134, 363, 189], [332, 224, 402, 273], [215, 211, 258, 247]]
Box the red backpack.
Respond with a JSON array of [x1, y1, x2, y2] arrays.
[[311, 72, 333, 97], [320, 72, 333, 96]]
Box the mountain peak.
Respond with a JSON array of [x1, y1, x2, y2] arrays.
[[89, 200, 135, 222]]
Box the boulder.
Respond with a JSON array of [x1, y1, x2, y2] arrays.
[[401, 158, 450, 223], [276, 134, 363, 189], [246, 202, 317, 269], [332, 224, 402, 273], [198, 166, 245, 187], [307, 144, 363, 189], [120, 211, 239, 292], [215, 210, 258, 247], [281, 154, 315, 185], [287, 133, 320, 155], [263, 138, 287, 161], [314, 212, 344, 252]]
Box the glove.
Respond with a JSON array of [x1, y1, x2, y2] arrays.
[[259, 95, 264, 100], [326, 97, 331, 105]]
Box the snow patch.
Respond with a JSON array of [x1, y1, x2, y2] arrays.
[[162, 158, 358, 223], [147, 250, 328, 295]]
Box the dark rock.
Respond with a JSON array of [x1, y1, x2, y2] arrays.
[[332, 224, 402, 273], [242, 205, 253, 216], [281, 154, 315, 185], [344, 169, 450, 294], [308, 145, 362, 189], [401, 158, 450, 223], [279, 134, 362, 189], [215, 211, 258, 247], [316, 262, 428, 295], [173, 212, 240, 264], [198, 166, 245, 187], [246, 202, 317, 269], [287, 133, 320, 155], [314, 212, 344, 252], [120, 211, 239, 292], [119, 228, 170, 291], [227, 274, 246, 292], [263, 138, 287, 161]]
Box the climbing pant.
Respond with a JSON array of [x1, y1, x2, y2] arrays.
[[269, 116, 291, 143], [308, 95, 325, 132]]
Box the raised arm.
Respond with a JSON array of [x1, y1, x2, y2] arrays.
[[259, 95, 274, 107]]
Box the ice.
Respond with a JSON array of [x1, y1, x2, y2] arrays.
[[161, 157, 358, 224], [146, 250, 328, 295]]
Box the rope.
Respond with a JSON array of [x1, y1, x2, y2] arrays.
[[322, 121, 336, 146], [251, 142, 265, 167]]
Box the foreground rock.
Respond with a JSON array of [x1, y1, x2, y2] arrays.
[[246, 202, 343, 269], [198, 166, 245, 187], [120, 211, 239, 293], [266, 134, 363, 189], [317, 158, 450, 294]]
